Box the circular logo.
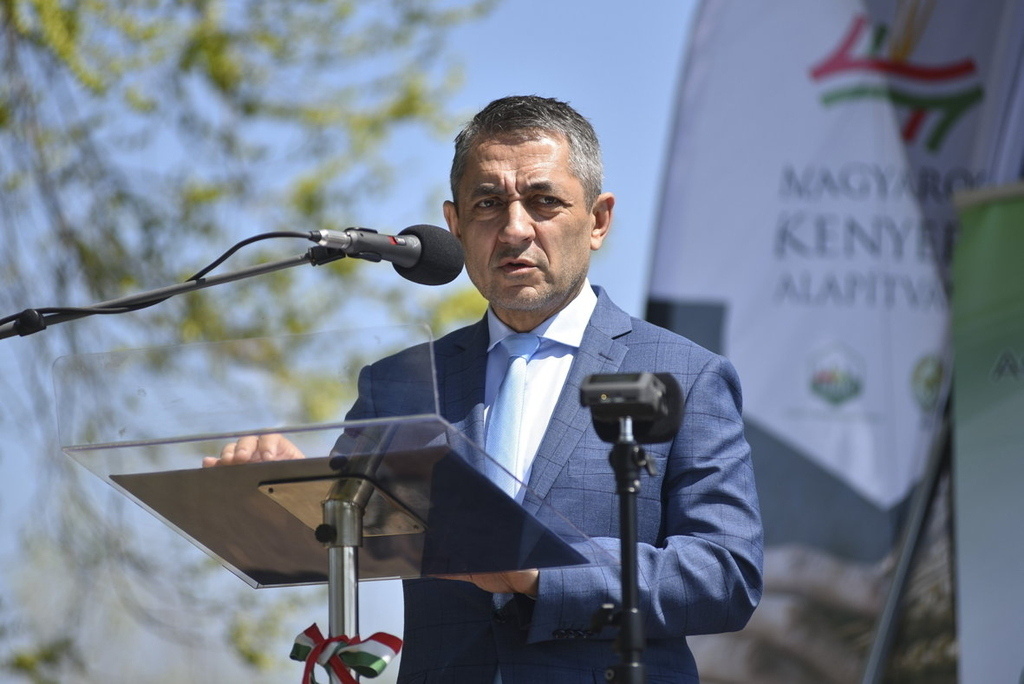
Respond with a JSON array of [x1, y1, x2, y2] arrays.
[[810, 345, 864, 406], [911, 355, 944, 412]]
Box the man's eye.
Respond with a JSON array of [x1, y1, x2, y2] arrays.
[[537, 196, 561, 206], [476, 198, 499, 209]]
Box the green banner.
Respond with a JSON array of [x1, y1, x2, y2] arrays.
[[952, 181, 1024, 684]]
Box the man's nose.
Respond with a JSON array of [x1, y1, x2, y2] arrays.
[[500, 201, 535, 243]]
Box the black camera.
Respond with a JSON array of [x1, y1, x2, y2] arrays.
[[580, 372, 669, 421], [580, 372, 682, 444]]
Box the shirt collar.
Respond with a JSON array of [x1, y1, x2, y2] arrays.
[[486, 279, 597, 352]]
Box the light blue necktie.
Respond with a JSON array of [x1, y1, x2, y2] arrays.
[[485, 333, 540, 496]]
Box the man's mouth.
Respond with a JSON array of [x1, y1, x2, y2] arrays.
[[498, 258, 536, 275]]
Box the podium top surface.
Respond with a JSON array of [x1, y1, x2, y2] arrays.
[[53, 329, 610, 588], [109, 420, 599, 587]]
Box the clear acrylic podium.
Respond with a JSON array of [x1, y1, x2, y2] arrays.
[[53, 325, 610, 647]]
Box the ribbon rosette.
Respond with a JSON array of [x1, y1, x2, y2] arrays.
[[290, 624, 402, 684]]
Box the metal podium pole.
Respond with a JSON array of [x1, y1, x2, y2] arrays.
[[317, 476, 377, 640]]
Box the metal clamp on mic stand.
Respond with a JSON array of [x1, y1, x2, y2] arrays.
[[580, 372, 683, 684]]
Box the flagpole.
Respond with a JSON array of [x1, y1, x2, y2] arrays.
[[860, 400, 951, 684]]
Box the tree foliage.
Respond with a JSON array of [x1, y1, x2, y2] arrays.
[[0, 0, 490, 680]]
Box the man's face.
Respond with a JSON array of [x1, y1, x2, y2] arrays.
[[444, 133, 614, 332]]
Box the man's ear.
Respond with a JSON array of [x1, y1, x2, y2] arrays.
[[590, 192, 615, 251], [443, 200, 461, 240]]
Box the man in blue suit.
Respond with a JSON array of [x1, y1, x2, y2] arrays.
[[214, 95, 762, 682]]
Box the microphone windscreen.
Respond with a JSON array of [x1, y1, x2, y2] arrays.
[[394, 224, 465, 285]]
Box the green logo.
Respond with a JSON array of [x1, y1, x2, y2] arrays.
[[911, 354, 944, 411]]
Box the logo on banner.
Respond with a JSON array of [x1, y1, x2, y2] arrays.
[[810, 7, 983, 152], [911, 354, 944, 411], [809, 344, 864, 406]]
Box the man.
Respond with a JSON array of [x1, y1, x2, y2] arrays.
[[211, 95, 763, 682]]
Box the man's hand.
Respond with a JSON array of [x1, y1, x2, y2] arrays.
[[202, 433, 305, 467], [439, 569, 540, 597]]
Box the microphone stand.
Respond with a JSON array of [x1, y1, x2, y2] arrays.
[[582, 372, 681, 684], [0, 246, 345, 341], [593, 415, 653, 684]]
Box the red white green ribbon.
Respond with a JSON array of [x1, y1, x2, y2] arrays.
[[290, 624, 402, 684]]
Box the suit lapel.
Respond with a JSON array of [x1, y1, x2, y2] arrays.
[[523, 289, 633, 514], [437, 318, 489, 465]]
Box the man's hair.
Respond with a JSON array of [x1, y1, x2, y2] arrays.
[[450, 95, 603, 206]]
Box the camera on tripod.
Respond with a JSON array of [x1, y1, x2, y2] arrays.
[[580, 372, 682, 445]]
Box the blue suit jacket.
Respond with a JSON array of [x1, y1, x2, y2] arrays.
[[346, 287, 763, 683]]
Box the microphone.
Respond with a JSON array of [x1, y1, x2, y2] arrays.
[[310, 224, 464, 286], [581, 372, 683, 444]]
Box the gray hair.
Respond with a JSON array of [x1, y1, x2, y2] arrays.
[[449, 95, 604, 206]]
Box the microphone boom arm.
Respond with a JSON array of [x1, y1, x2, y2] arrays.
[[0, 246, 345, 341]]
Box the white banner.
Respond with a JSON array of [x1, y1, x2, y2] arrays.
[[648, 1, 1009, 680]]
